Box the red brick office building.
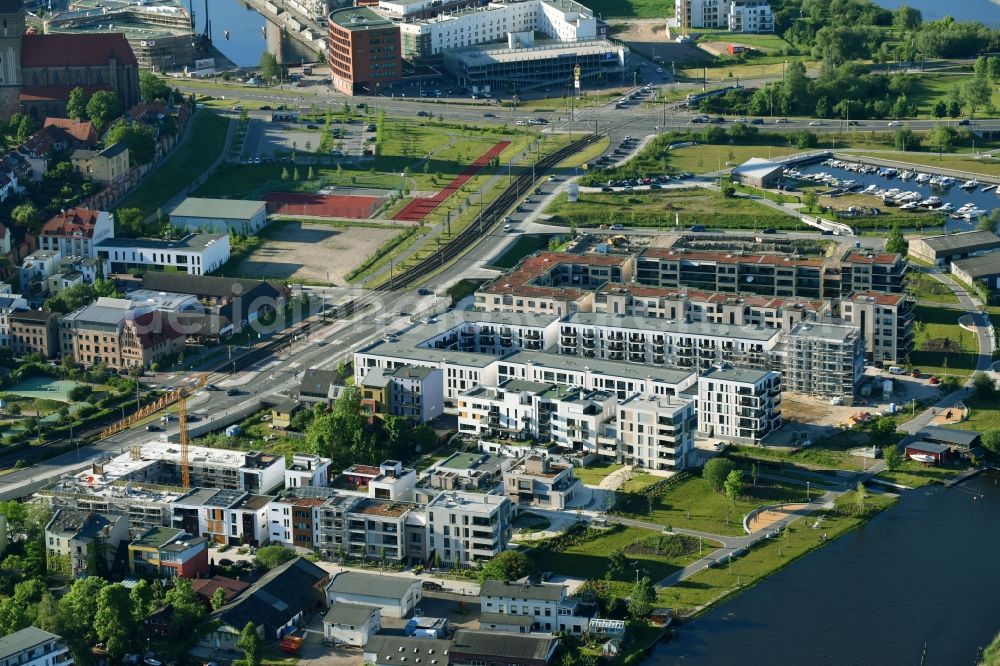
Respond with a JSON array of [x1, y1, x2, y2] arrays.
[[327, 7, 401, 95]]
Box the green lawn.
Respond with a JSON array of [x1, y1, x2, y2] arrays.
[[620, 472, 661, 494], [556, 135, 610, 168], [528, 525, 709, 599], [690, 29, 793, 53], [573, 461, 624, 486], [876, 458, 968, 488], [614, 474, 813, 537], [117, 111, 230, 217], [728, 431, 872, 472], [489, 234, 553, 270], [906, 272, 959, 304], [662, 490, 896, 615], [584, 0, 672, 18], [949, 393, 1000, 433], [668, 144, 797, 173], [911, 305, 979, 377], [544, 188, 802, 230], [906, 73, 1000, 118]]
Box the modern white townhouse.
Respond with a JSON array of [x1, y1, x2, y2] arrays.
[[617, 393, 697, 472], [697, 365, 782, 444], [425, 490, 514, 566]]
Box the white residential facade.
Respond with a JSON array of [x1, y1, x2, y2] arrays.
[[617, 393, 697, 472], [426, 490, 514, 566], [0, 628, 73, 666], [96, 234, 231, 277], [697, 366, 781, 444]]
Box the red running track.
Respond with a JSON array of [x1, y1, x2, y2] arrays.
[[392, 141, 511, 222], [264, 192, 383, 219]]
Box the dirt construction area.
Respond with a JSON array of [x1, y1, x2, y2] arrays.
[[231, 220, 401, 284]]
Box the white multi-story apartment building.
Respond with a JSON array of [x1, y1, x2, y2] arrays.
[[840, 291, 915, 364], [675, 0, 772, 32], [697, 366, 781, 443], [728, 0, 773, 32], [95, 234, 231, 277], [557, 312, 781, 371], [0, 627, 73, 666], [398, 0, 598, 59], [479, 580, 592, 635], [503, 455, 580, 509], [284, 453, 332, 489], [426, 490, 514, 566], [617, 393, 696, 472]]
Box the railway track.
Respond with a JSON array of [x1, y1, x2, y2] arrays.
[[383, 132, 604, 290]]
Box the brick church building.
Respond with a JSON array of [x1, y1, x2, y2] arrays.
[[0, 0, 140, 119]]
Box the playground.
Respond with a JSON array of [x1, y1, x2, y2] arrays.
[[6, 376, 79, 402]]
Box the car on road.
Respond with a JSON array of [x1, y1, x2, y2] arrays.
[[366, 124, 376, 131], [887, 121, 902, 127], [421, 581, 444, 591], [762, 227, 777, 234], [145, 425, 160, 432], [733, 117, 748, 123], [206, 384, 219, 391], [417, 111, 430, 117], [847, 120, 861, 126], [775, 118, 790, 124], [515, 120, 527, 126], [958, 119, 971, 126], [690, 224, 706, 232], [226, 388, 241, 396], [691, 115, 710, 123], [417, 288, 434, 295], [808, 120, 823, 126], [710, 116, 725, 123], [601, 186, 613, 192], [260, 105, 272, 110], [610, 224, 624, 230], [750, 118, 764, 125], [306, 124, 319, 130], [929, 376, 940, 385], [483, 112, 496, 118]]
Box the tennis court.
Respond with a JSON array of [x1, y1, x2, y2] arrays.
[[265, 192, 386, 219]]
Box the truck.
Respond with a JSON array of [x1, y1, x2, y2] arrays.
[[279, 635, 303, 654]]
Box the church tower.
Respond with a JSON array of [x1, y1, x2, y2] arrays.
[[0, 0, 23, 119]]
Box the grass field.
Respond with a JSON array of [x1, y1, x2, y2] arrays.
[[949, 393, 1000, 433], [691, 29, 793, 53], [117, 111, 229, 217], [728, 434, 871, 472], [488, 234, 552, 270], [876, 458, 968, 488], [529, 525, 709, 600], [615, 474, 813, 537], [544, 188, 802, 230], [555, 135, 611, 168], [906, 73, 1000, 118], [662, 491, 896, 614], [582, 0, 672, 18], [668, 144, 797, 173], [906, 272, 960, 304], [911, 305, 978, 377], [573, 461, 624, 486]]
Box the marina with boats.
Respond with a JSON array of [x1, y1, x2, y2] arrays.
[[786, 158, 998, 230]]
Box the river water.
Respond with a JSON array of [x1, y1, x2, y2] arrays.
[[650, 472, 1000, 666], [191, 0, 267, 68], [875, 0, 1000, 27], [794, 160, 997, 233]]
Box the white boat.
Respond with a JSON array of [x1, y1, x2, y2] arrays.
[[910, 454, 936, 464], [962, 180, 978, 190], [939, 176, 955, 187], [916, 173, 931, 183], [919, 196, 942, 207], [899, 202, 919, 210], [885, 188, 901, 197], [936, 203, 954, 212], [862, 184, 878, 194], [900, 171, 915, 180]]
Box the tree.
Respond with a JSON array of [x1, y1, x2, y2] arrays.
[[139, 70, 170, 102], [802, 189, 819, 212], [855, 481, 868, 515], [104, 121, 157, 165], [982, 430, 1000, 456], [85, 91, 122, 132], [882, 443, 903, 471], [66, 87, 88, 120], [931, 100, 947, 118], [255, 545, 296, 570], [724, 469, 743, 505], [972, 373, 996, 399], [115, 207, 144, 237], [211, 586, 227, 611], [628, 576, 655, 620], [962, 76, 991, 117], [238, 622, 262, 666], [947, 99, 962, 118], [871, 417, 898, 446], [259, 52, 281, 82], [893, 126, 919, 152], [894, 5, 922, 32], [11, 203, 39, 232], [59, 576, 107, 647], [164, 578, 204, 639], [607, 547, 629, 579], [928, 124, 955, 156], [703, 458, 736, 492], [94, 584, 133, 659], [67, 384, 93, 402], [885, 224, 908, 255], [479, 550, 535, 583]]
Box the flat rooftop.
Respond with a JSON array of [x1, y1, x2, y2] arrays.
[[503, 350, 698, 387], [951, 252, 1000, 278], [700, 366, 774, 384], [565, 311, 781, 341], [426, 490, 507, 514], [446, 38, 621, 66], [329, 7, 396, 30], [98, 234, 226, 251], [169, 197, 265, 220]]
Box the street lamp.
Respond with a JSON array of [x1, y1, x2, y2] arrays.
[[806, 481, 811, 500]]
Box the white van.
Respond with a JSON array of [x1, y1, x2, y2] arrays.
[[888, 366, 904, 375]]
